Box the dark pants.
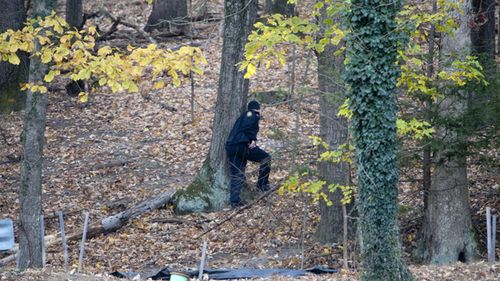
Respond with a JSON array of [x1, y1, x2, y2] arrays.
[[226, 143, 271, 205]]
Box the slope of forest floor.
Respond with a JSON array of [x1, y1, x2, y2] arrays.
[[0, 0, 499, 280]]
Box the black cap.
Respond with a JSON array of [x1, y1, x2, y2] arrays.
[[248, 100, 260, 111]]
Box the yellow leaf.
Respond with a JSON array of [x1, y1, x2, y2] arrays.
[[88, 26, 97, 35], [44, 70, 56, 82], [97, 46, 112, 56], [38, 86, 47, 94], [154, 81, 165, 89], [41, 50, 52, 63], [8, 54, 20, 65], [244, 63, 256, 79], [78, 92, 88, 103], [99, 77, 107, 86]]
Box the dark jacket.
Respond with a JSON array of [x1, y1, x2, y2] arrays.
[[226, 110, 260, 146]]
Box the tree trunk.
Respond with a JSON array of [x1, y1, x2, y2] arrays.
[[145, 0, 188, 34], [471, 0, 496, 60], [188, 0, 207, 19], [65, 0, 83, 29], [345, 0, 412, 280], [0, 0, 27, 114], [264, 0, 296, 17], [416, 0, 478, 264], [17, 0, 56, 270], [173, 0, 257, 214], [65, 0, 84, 96], [314, 3, 352, 244]]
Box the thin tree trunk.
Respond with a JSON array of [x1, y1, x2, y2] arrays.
[[65, 0, 84, 96], [498, 1, 500, 56], [173, 0, 257, 214], [145, 0, 188, 33], [471, 0, 496, 60], [264, 0, 296, 17], [315, 3, 352, 244], [65, 0, 83, 29], [18, 0, 56, 270], [416, 0, 478, 264], [422, 0, 437, 212], [0, 0, 27, 113]]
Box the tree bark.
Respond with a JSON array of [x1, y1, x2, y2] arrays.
[[471, 0, 496, 60], [145, 0, 188, 33], [345, 0, 412, 279], [65, 0, 84, 96], [264, 0, 296, 17], [17, 0, 56, 270], [188, 0, 208, 19], [416, 0, 478, 264], [65, 0, 83, 29], [314, 3, 352, 244], [173, 0, 257, 214], [0, 0, 27, 114]]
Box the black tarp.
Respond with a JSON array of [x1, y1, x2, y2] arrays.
[[111, 266, 338, 280]]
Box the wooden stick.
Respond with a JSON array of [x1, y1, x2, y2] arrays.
[[195, 186, 279, 239], [40, 215, 46, 267], [58, 211, 69, 272], [487, 207, 492, 262], [342, 204, 348, 270], [299, 196, 307, 270], [78, 211, 89, 272], [198, 240, 207, 280]]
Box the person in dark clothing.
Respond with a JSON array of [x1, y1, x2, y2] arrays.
[[226, 100, 271, 208]]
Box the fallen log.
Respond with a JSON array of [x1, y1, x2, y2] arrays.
[[0, 190, 175, 267]]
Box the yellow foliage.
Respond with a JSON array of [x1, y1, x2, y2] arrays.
[[78, 92, 88, 103], [0, 12, 207, 98]]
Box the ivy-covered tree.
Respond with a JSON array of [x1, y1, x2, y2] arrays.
[[344, 0, 413, 280]]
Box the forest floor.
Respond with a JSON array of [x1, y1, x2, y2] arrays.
[[1, 0, 499, 280]]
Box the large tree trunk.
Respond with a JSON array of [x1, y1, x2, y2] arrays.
[[173, 0, 257, 214], [0, 0, 27, 114], [416, 0, 478, 264], [264, 0, 296, 17], [345, 0, 412, 280], [314, 4, 352, 244], [145, 0, 188, 34], [17, 0, 56, 270], [65, 0, 83, 29]]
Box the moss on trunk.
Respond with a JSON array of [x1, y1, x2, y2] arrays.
[[173, 160, 229, 214]]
